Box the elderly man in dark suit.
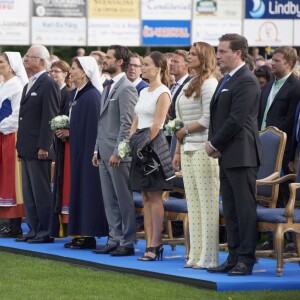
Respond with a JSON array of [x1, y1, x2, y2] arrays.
[[16, 45, 60, 243], [257, 46, 300, 251], [92, 45, 138, 256], [205, 34, 262, 276]]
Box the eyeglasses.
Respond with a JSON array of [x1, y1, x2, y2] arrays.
[[254, 68, 267, 75], [49, 70, 63, 74], [128, 63, 141, 69], [24, 54, 41, 60]]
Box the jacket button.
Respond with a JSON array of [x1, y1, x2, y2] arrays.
[[20, 117, 22, 120]]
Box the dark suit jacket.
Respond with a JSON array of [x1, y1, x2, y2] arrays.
[[258, 73, 300, 151], [209, 65, 262, 168], [16, 72, 60, 160], [289, 101, 300, 161], [136, 79, 149, 95], [169, 76, 191, 120]]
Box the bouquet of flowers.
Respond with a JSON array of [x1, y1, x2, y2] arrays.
[[49, 115, 70, 130], [164, 118, 184, 136], [117, 139, 132, 159]]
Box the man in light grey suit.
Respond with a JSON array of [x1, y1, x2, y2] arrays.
[[92, 45, 138, 256]]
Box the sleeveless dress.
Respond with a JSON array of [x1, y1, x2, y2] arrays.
[[129, 85, 173, 192]]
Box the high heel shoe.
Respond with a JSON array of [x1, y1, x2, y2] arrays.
[[137, 247, 150, 261], [139, 245, 164, 261]]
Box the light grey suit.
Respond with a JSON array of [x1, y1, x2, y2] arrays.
[[95, 75, 138, 248]]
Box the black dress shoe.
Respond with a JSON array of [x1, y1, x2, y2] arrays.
[[227, 262, 253, 276], [207, 260, 236, 273], [110, 246, 135, 256], [27, 236, 54, 244], [15, 234, 36, 242], [0, 227, 22, 238], [69, 237, 96, 249], [258, 241, 273, 251], [92, 244, 118, 254], [64, 238, 79, 248]]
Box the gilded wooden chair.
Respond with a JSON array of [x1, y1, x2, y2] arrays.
[[162, 190, 190, 259], [256, 173, 300, 276], [219, 126, 287, 251]]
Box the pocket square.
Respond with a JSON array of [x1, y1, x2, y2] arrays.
[[221, 89, 229, 93], [109, 98, 116, 101], [31, 92, 37, 96]]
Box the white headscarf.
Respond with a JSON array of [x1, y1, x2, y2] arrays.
[[77, 56, 103, 93], [5, 52, 28, 87]]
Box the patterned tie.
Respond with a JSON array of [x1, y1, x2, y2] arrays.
[[102, 79, 114, 104], [214, 74, 231, 98], [170, 82, 179, 96], [26, 77, 35, 95]]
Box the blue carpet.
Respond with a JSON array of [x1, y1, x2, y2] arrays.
[[0, 232, 300, 291]]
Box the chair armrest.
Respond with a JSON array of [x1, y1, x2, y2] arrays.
[[256, 173, 296, 186], [285, 183, 300, 217]]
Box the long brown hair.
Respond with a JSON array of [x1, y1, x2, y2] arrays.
[[145, 51, 173, 88], [184, 42, 216, 100]]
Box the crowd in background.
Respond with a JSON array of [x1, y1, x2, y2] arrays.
[[1, 35, 300, 276]]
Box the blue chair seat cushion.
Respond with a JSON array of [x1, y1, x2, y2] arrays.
[[133, 192, 144, 208], [257, 207, 300, 223], [163, 197, 188, 213]]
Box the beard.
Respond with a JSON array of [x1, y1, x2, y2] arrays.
[[102, 65, 117, 74]]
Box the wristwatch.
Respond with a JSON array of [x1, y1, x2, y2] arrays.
[[184, 125, 190, 136]]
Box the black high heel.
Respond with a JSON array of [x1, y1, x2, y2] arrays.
[[139, 245, 164, 261], [137, 247, 150, 261]]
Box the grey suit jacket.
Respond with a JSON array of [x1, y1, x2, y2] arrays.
[[95, 75, 138, 161]]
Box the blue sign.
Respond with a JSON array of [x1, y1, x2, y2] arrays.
[[245, 0, 300, 19], [142, 20, 191, 46]]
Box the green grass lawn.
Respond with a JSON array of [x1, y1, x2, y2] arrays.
[[0, 252, 299, 300]]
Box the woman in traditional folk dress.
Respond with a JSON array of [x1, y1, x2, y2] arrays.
[[0, 52, 28, 238], [63, 57, 108, 249]]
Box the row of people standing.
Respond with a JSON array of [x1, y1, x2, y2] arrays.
[[1, 36, 277, 276]]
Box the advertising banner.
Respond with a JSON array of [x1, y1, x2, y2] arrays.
[[88, 0, 139, 19], [0, 0, 30, 45], [293, 20, 300, 45], [142, 20, 190, 46], [32, 17, 86, 46], [244, 19, 293, 46], [245, 0, 300, 19], [88, 18, 140, 46], [192, 19, 241, 46], [33, 0, 86, 17], [141, 0, 191, 20], [193, 0, 242, 19]]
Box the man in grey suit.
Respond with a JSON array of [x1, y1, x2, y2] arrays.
[[16, 45, 60, 243], [92, 45, 138, 256]]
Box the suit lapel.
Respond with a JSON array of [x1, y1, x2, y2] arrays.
[[21, 73, 47, 105], [269, 75, 293, 110], [100, 76, 125, 115]]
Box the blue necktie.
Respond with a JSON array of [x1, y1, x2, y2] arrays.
[[103, 79, 114, 104], [215, 74, 231, 98]]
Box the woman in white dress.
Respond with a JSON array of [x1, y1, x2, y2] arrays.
[[130, 51, 173, 261]]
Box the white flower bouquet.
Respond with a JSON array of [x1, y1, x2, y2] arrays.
[[117, 139, 132, 159], [49, 115, 70, 130], [164, 118, 184, 136]]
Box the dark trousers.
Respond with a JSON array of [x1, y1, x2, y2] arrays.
[[220, 166, 258, 265], [21, 158, 52, 238]]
